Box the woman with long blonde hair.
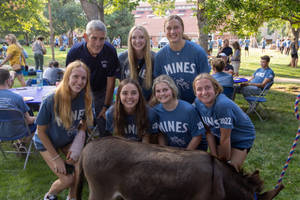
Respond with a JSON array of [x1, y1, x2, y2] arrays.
[[0, 34, 26, 86], [118, 26, 155, 101], [33, 60, 93, 200]]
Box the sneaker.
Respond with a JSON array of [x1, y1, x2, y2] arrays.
[[44, 193, 58, 200], [18, 143, 27, 153]]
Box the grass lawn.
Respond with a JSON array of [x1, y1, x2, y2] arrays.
[[1, 46, 300, 199]]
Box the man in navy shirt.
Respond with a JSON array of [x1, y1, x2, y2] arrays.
[[66, 20, 120, 136], [240, 55, 274, 97]]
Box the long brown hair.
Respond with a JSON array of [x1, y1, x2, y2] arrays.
[[5, 34, 23, 50], [128, 26, 153, 89], [54, 60, 93, 129], [113, 78, 148, 139]]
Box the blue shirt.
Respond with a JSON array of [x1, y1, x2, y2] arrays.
[[66, 41, 120, 93], [0, 89, 29, 113], [244, 39, 250, 47], [194, 94, 255, 149], [105, 105, 158, 141], [154, 100, 206, 148], [154, 40, 210, 103], [212, 72, 234, 87], [250, 67, 274, 84], [33, 92, 86, 150], [118, 50, 155, 101]]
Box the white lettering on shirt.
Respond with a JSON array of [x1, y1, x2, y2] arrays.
[[164, 62, 195, 75]]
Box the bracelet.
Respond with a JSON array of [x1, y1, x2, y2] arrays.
[[51, 154, 60, 161]]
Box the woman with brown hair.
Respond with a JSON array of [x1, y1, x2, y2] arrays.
[[105, 78, 158, 142], [33, 60, 93, 200]]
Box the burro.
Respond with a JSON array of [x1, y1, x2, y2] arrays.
[[76, 136, 283, 200]]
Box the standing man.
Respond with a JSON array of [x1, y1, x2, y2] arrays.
[[66, 20, 120, 136]]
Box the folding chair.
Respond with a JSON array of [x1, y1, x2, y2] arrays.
[[245, 81, 273, 121], [0, 108, 34, 169]]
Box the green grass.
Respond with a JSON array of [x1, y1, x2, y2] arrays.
[[1, 47, 300, 199]]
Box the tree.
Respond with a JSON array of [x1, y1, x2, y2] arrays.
[[104, 8, 135, 45], [0, 0, 48, 44], [44, 0, 87, 47], [79, 0, 138, 22]]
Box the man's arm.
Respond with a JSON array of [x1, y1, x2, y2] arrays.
[[97, 76, 115, 119], [244, 78, 271, 89], [24, 112, 35, 125]]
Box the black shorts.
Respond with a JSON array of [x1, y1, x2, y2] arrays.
[[291, 53, 298, 59], [245, 46, 249, 51]]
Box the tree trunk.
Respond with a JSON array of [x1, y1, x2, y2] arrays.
[[48, 0, 55, 60], [68, 30, 73, 48], [197, 0, 208, 53], [80, 0, 104, 22], [291, 26, 300, 49]]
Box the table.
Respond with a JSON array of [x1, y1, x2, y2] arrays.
[[10, 86, 56, 104], [233, 77, 248, 84]]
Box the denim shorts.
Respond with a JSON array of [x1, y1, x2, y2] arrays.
[[15, 65, 25, 75]]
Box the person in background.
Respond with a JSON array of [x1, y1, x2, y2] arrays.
[[208, 36, 214, 56], [290, 38, 298, 68], [43, 61, 64, 85], [212, 58, 234, 88], [152, 75, 207, 151], [33, 61, 93, 200], [231, 41, 241, 76], [244, 37, 250, 57], [219, 39, 233, 62], [261, 37, 266, 53], [193, 73, 255, 171], [217, 37, 223, 50], [32, 36, 46, 71], [0, 69, 36, 151], [0, 34, 26, 86], [66, 20, 120, 137], [240, 55, 274, 97], [118, 26, 155, 101], [105, 79, 158, 142], [217, 53, 234, 75], [154, 15, 210, 104]]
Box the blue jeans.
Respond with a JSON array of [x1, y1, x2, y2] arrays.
[[240, 86, 262, 97]]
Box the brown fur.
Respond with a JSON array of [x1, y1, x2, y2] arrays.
[[76, 137, 283, 200]]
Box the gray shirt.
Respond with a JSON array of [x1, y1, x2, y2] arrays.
[[32, 40, 44, 55], [43, 67, 63, 85]]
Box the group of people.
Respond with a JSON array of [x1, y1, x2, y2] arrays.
[[18, 15, 258, 200]]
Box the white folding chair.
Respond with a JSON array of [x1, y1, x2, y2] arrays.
[[0, 108, 34, 169], [245, 81, 273, 121]]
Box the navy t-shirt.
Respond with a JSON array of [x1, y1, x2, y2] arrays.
[[105, 105, 158, 141], [66, 41, 120, 93]]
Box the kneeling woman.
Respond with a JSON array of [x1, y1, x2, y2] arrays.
[[33, 61, 93, 200], [105, 79, 158, 142], [152, 75, 207, 150], [193, 73, 255, 171]]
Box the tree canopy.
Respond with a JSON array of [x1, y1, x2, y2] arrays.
[[0, 0, 47, 34]]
